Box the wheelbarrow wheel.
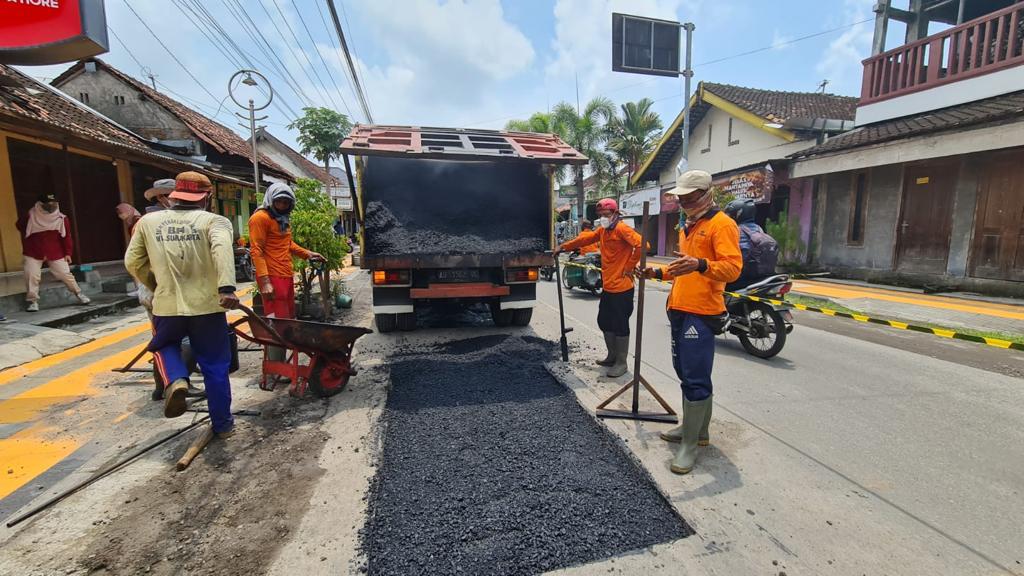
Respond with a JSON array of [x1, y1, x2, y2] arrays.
[[308, 355, 353, 398]]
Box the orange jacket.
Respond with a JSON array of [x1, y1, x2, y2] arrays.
[[248, 209, 311, 279], [576, 237, 599, 255], [655, 210, 742, 316], [561, 220, 643, 293]]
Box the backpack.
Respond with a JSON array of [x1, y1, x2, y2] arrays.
[[741, 225, 779, 276]]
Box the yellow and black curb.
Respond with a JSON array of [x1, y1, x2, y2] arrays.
[[556, 259, 1024, 352]]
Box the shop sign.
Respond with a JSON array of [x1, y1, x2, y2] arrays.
[[0, 0, 109, 65], [714, 165, 774, 204], [619, 185, 661, 217], [335, 197, 353, 211]]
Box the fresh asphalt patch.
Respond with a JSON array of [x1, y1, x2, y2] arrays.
[[361, 334, 692, 575]]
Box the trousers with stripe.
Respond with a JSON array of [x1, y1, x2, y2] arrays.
[[668, 309, 715, 402], [149, 313, 233, 433]]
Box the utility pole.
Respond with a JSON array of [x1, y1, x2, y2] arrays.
[[326, 0, 373, 123], [678, 22, 695, 177], [229, 70, 273, 196]]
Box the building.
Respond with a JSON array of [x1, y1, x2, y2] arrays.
[[0, 62, 253, 311], [632, 82, 857, 257], [256, 127, 338, 189], [50, 58, 295, 234], [789, 0, 1024, 295]]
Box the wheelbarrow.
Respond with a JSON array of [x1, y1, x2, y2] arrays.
[[231, 304, 372, 398]]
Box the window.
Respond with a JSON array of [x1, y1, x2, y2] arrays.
[[700, 123, 712, 154], [847, 172, 869, 245], [113, 95, 125, 105], [78, 92, 89, 104], [728, 118, 740, 146]]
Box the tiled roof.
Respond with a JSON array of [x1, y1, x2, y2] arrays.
[[52, 58, 292, 177], [257, 127, 339, 185], [703, 82, 858, 124], [791, 90, 1024, 158], [633, 82, 857, 184], [0, 63, 153, 153]]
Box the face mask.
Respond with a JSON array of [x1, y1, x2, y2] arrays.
[[596, 217, 613, 229]]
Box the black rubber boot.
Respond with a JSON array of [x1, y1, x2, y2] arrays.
[[595, 332, 616, 366]]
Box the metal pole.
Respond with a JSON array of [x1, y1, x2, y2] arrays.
[[678, 22, 695, 175], [630, 201, 650, 412], [249, 100, 260, 193]]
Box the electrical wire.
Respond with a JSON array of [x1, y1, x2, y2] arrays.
[[261, 0, 337, 109], [288, 0, 354, 118], [337, 0, 373, 119], [314, 0, 362, 120], [326, 0, 373, 122]]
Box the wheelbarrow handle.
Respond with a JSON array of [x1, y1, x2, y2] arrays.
[[232, 303, 289, 348]]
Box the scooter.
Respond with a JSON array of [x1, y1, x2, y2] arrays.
[[724, 274, 794, 359], [234, 245, 255, 282], [561, 251, 603, 295]]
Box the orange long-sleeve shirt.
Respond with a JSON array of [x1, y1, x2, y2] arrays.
[[655, 210, 742, 316], [560, 221, 643, 293], [248, 209, 312, 279]]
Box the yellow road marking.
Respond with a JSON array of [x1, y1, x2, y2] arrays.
[[792, 281, 1024, 321], [889, 321, 909, 330], [933, 329, 956, 339], [0, 423, 80, 500]]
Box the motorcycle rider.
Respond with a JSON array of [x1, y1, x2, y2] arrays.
[[723, 199, 778, 292], [555, 200, 643, 378], [638, 170, 741, 475]]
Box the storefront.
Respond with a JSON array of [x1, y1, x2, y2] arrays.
[[213, 182, 257, 238], [619, 185, 660, 255]]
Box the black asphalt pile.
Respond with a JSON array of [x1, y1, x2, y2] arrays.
[[361, 157, 549, 256], [362, 335, 692, 575]]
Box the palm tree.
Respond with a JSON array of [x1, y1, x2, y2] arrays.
[[550, 97, 616, 219], [505, 112, 561, 134], [607, 98, 663, 190]]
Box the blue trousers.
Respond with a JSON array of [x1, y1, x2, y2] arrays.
[[669, 310, 715, 402], [149, 313, 233, 433]]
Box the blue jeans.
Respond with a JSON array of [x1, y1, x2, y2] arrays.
[[149, 313, 233, 433], [668, 310, 715, 402]]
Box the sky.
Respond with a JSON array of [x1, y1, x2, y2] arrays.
[[18, 0, 900, 162]]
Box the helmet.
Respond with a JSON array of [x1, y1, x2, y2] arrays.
[[596, 198, 618, 212], [724, 199, 756, 223]]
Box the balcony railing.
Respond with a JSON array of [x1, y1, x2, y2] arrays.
[[861, 2, 1024, 105]]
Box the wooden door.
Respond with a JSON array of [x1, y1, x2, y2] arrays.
[[896, 162, 958, 274], [969, 153, 1024, 282]]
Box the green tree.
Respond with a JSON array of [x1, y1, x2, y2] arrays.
[[289, 178, 350, 319], [606, 98, 663, 190], [766, 211, 806, 266], [505, 112, 573, 185], [288, 107, 353, 173], [551, 97, 616, 219]]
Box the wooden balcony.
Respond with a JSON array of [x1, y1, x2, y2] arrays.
[[861, 2, 1024, 106]]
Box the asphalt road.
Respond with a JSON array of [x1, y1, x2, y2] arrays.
[[537, 278, 1024, 574]]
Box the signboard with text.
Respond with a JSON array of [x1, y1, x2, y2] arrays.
[[0, 0, 108, 65], [612, 13, 680, 77], [619, 185, 661, 217], [660, 166, 775, 213]]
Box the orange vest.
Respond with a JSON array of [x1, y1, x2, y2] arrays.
[[248, 209, 312, 279], [657, 210, 742, 315], [560, 221, 643, 293]]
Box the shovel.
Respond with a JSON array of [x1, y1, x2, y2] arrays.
[[552, 252, 573, 361]]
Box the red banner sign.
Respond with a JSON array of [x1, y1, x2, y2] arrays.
[[0, 0, 108, 65]]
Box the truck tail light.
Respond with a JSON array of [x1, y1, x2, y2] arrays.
[[373, 270, 410, 286], [505, 267, 539, 283]]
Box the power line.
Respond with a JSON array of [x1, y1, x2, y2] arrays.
[[288, 0, 354, 118], [314, 0, 362, 121], [326, 0, 373, 122], [119, 0, 221, 105], [337, 0, 373, 119], [696, 17, 873, 67], [262, 0, 338, 109]]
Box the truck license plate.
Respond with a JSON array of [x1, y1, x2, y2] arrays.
[[437, 269, 479, 282]]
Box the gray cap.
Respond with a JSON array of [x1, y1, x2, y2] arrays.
[[144, 178, 175, 201]]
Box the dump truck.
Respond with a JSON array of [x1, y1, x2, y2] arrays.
[[339, 125, 589, 333]]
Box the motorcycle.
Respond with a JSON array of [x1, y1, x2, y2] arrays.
[[561, 251, 603, 295], [724, 274, 794, 359], [234, 245, 255, 282]]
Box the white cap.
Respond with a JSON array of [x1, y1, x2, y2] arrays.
[[666, 170, 712, 196]]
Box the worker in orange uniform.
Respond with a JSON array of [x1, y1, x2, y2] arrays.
[[639, 170, 742, 475], [248, 183, 323, 374], [555, 199, 643, 378], [573, 220, 599, 255]]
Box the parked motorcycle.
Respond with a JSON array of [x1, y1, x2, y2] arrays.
[[724, 274, 794, 359], [561, 252, 602, 295], [234, 245, 255, 282]]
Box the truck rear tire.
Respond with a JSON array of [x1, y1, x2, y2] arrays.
[[490, 303, 513, 327], [511, 308, 533, 326], [397, 312, 416, 331], [375, 313, 397, 333]]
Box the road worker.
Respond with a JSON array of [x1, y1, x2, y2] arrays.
[[143, 178, 174, 213], [125, 171, 239, 438], [639, 170, 742, 475], [573, 220, 599, 255], [555, 199, 643, 378], [248, 183, 323, 378]]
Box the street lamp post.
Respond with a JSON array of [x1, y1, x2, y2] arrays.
[[229, 69, 273, 195]]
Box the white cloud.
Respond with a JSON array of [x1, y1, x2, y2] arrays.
[[816, 0, 875, 95]]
